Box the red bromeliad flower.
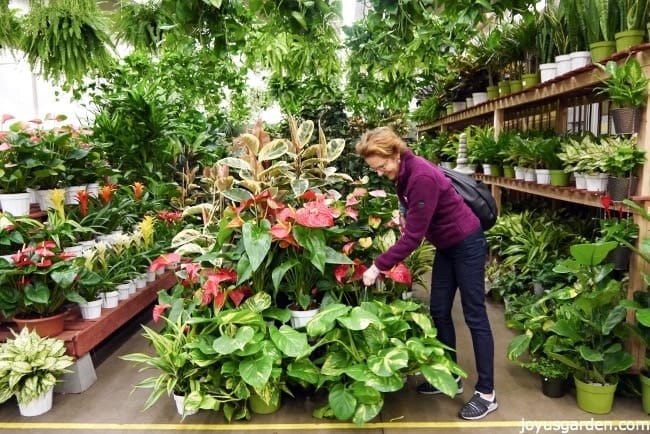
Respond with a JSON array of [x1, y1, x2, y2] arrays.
[[157, 210, 183, 224], [76, 190, 89, 216], [153, 304, 171, 323], [148, 253, 181, 273], [132, 182, 145, 201]]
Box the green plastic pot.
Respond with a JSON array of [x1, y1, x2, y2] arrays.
[[503, 165, 515, 178], [589, 41, 616, 63], [641, 372, 650, 414], [614, 30, 646, 52], [486, 85, 499, 100], [549, 169, 569, 186], [522, 73, 539, 89], [574, 376, 616, 414]]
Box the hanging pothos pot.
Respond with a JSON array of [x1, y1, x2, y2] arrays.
[[22, 0, 114, 86]]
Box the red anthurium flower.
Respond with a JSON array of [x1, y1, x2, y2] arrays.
[[36, 258, 53, 268], [345, 196, 360, 207], [601, 194, 612, 218], [384, 263, 412, 286], [342, 241, 355, 255], [300, 190, 318, 201], [346, 207, 359, 221], [0, 142, 9, 151], [228, 286, 252, 307], [334, 264, 348, 284], [11, 250, 32, 267], [182, 262, 202, 285], [28, 118, 42, 124], [1, 114, 14, 123], [34, 241, 56, 257], [148, 253, 181, 272], [206, 268, 238, 285], [132, 182, 145, 201], [153, 304, 171, 323], [44, 113, 55, 120], [77, 190, 89, 216], [295, 201, 336, 228], [201, 279, 221, 305]]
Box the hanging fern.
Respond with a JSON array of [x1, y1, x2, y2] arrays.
[[22, 0, 114, 86], [114, 0, 172, 52], [0, 0, 20, 50]]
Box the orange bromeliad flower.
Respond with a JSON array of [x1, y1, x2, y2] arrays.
[[132, 182, 145, 201], [99, 185, 114, 204], [76, 190, 89, 216]]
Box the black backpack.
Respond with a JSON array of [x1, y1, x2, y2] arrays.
[[440, 167, 498, 231]]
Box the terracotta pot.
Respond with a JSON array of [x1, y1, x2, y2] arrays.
[[13, 310, 66, 337]]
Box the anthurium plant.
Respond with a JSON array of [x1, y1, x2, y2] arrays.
[[0, 327, 74, 406]]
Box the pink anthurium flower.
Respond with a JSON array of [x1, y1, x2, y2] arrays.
[[383, 263, 412, 286]]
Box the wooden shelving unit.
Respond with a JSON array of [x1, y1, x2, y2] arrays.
[[418, 45, 650, 371]]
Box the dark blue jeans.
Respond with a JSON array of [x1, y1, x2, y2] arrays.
[[429, 229, 494, 394]]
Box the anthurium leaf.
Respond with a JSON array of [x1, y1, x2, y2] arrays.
[[306, 303, 350, 336], [420, 365, 459, 397], [213, 326, 255, 355], [240, 353, 273, 388], [269, 325, 311, 358], [287, 359, 320, 385], [324, 246, 354, 264], [24, 283, 49, 304], [569, 241, 617, 266], [329, 383, 356, 421], [353, 401, 384, 425], [242, 219, 272, 272], [367, 347, 409, 377], [50, 268, 78, 288], [338, 307, 383, 331], [258, 138, 289, 162]]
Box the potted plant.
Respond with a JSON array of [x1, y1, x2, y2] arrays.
[[597, 215, 639, 271], [0, 239, 90, 336], [615, 0, 648, 51], [0, 119, 35, 215], [546, 241, 634, 414], [0, 327, 74, 416], [523, 356, 573, 398], [602, 135, 646, 200], [595, 58, 650, 134]]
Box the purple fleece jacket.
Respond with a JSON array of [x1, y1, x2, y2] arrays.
[[374, 151, 481, 271]]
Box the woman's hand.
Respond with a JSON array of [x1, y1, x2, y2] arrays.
[[363, 264, 380, 286]]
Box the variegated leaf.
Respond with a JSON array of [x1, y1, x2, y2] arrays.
[[218, 157, 253, 172], [258, 139, 289, 162], [240, 133, 260, 155], [239, 180, 262, 194], [290, 178, 310, 196], [297, 120, 314, 149], [222, 187, 254, 202], [326, 139, 345, 162]]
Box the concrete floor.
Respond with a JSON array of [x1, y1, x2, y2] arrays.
[[1, 291, 649, 434]]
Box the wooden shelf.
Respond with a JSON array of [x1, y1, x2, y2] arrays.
[[0, 271, 176, 358], [476, 175, 606, 208], [418, 43, 650, 133]]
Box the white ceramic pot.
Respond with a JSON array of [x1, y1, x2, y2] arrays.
[[523, 168, 536, 182], [101, 290, 119, 309], [539, 63, 557, 82], [472, 92, 488, 105], [452, 101, 466, 112], [569, 51, 591, 70], [514, 166, 526, 180], [584, 173, 608, 192], [465, 97, 474, 108], [146, 271, 157, 282], [289, 306, 320, 329], [482, 164, 493, 176], [535, 169, 551, 185], [36, 189, 56, 212], [86, 182, 100, 198], [0, 192, 31, 216], [135, 277, 147, 289], [18, 387, 53, 417], [79, 299, 103, 320], [574, 172, 587, 190], [116, 283, 131, 301], [554, 54, 571, 76], [173, 393, 198, 416]]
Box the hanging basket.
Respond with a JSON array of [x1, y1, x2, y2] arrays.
[[606, 176, 638, 201], [611, 107, 640, 135]]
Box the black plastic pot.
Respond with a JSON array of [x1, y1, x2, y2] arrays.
[[541, 376, 566, 398]]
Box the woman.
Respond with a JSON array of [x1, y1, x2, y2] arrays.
[[356, 127, 497, 420]]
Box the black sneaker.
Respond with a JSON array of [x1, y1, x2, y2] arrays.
[[458, 392, 498, 420], [416, 377, 463, 395]]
